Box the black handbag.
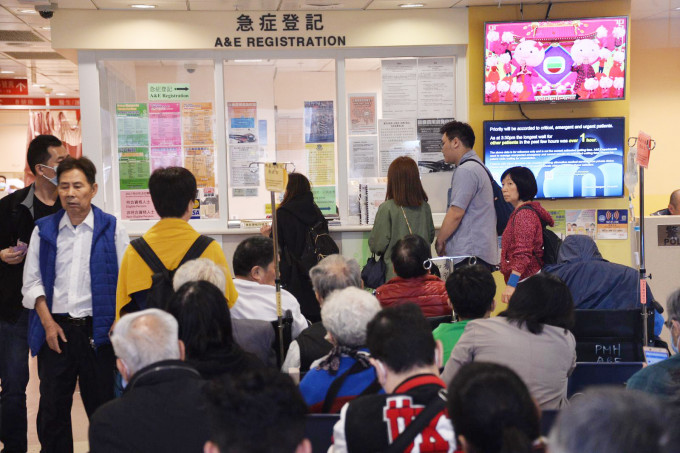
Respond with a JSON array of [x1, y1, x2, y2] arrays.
[[361, 253, 386, 289]]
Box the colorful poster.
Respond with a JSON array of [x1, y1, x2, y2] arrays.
[[149, 103, 181, 147], [121, 190, 159, 220], [348, 94, 377, 135], [304, 101, 335, 143], [306, 143, 335, 186], [417, 58, 455, 118], [311, 186, 337, 215], [118, 147, 150, 190], [199, 187, 219, 219], [228, 102, 257, 144], [150, 147, 183, 172], [116, 103, 148, 147], [547, 209, 566, 239], [349, 136, 378, 179], [417, 118, 454, 156], [183, 103, 214, 146], [184, 146, 215, 188], [381, 59, 418, 119], [596, 209, 628, 240], [230, 144, 259, 187], [566, 209, 597, 238]]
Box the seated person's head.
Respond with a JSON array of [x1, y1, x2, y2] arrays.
[[669, 189, 680, 215], [502, 273, 574, 334], [309, 254, 362, 303], [321, 287, 381, 348], [165, 281, 235, 359], [446, 264, 496, 321], [173, 258, 227, 293], [203, 369, 310, 453], [549, 388, 678, 453], [110, 309, 182, 382], [148, 167, 197, 219], [448, 362, 540, 453], [391, 234, 431, 279], [232, 236, 275, 285], [367, 304, 442, 390]]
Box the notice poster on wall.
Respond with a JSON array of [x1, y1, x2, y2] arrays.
[[311, 186, 337, 215], [306, 143, 335, 186], [183, 103, 214, 146], [547, 209, 567, 239], [118, 147, 150, 190], [185, 146, 215, 188], [566, 209, 597, 238], [349, 136, 378, 179], [228, 102, 258, 144], [379, 119, 418, 176], [596, 209, 628, 239], [417, 58, 455, 119], [121, 190, 159, 220], [116, 104, 148, 146], [149, 103, 181, 147], [381, 59, 418, 119], [304, 101, 335, 143], [230, 144, 259, 187], [417, 118, 454, 156], [150, 147, 183, 172], [198, 187, 219, 219], [348, 94, 377, 135]]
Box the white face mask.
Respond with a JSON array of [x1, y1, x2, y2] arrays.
[[0, 182, 6, 191], [39, 164, 58, 186]]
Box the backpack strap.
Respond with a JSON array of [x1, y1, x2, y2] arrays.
[[384, 389, 448, 453], [179, 235, 214, 267], [460, 157, 493, 180], [130, 237, 168, 274], [321, 359, 378, 413], [514, 205, 545, 227]]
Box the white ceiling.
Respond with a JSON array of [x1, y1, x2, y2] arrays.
[[0, 0, 677, 100]]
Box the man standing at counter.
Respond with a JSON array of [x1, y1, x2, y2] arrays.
[[0, 135, 67, 453], [436, 121, 498, 270]]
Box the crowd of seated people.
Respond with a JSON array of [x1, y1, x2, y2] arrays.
[[9, 156, 680, 453]]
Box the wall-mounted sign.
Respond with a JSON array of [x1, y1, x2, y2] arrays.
[[148, 83, 191, 101], [0, 79, 28, 95], [658, 225, 680, 246]]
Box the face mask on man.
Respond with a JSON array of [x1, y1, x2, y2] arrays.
[[39, 164, 58, 186], [0, 182, 6, 191]]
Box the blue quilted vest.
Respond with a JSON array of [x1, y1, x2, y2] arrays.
[[27, 205, 119, 356]]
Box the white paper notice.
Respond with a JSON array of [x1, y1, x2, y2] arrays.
[[378, 119, 419, 176], [230, 145, 259, 187], [381, 59, 418, 119], [417, 58, 456, 118], [349, 136, 378, 179]]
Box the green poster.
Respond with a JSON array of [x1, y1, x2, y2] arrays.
[[548, 209, 566, 239], [312, 186, 338, 215], [116, 103, 148, 147], [119, 147, 150, 190]]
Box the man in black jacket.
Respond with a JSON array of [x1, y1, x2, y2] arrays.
[[88, 308, 210, 453], [0, 134, 67, 452], [331, 304, 454, 453]]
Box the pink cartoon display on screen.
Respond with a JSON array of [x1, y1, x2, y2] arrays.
[[484, 17, 627, 104]]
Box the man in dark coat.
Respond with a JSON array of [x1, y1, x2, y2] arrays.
[[89, 308, 209, 453]]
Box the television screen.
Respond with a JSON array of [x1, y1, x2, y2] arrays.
[[484, 17, 628, 104], [483, 117, 625, 199]]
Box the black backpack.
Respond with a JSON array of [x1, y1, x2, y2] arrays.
[[515, 205, 562, 266], [297, 219, 339, 275], [461, 159, 514, 236], [130, 235, 214, 310]]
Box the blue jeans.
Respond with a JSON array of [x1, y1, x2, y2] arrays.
[[0, 309, 29, 453]]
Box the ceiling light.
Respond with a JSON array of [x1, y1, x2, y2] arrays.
[[33, 84, 45, 87], [399, 3, 424, 7], [1, 70, 15, 74], [56, 92, 66, 96], [130, 4, 156, 8], [234, 59, 263, 63], [41, 26, 51, 30], [19, 8, 37, 13]]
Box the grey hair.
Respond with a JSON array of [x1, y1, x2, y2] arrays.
[[548, 387, 676, 453], [111, 308, 180, 376], [321, 287, 381, 347], [309, 254, 362, 302], [173, 258, 227, 292], [667, 288, 680, 322]]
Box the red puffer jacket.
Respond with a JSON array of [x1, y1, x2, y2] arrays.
[[375, 274, 452, 317]]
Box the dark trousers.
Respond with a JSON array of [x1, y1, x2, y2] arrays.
[[0, 310, 30, 453], [36, 317, 115, 453], [454, 257, 498, 273]]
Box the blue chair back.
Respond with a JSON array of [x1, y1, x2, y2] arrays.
[[567, 362, 643, 398], [305, 413, 340, 452]]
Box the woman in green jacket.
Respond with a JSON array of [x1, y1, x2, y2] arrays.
[[368, 156, 435, 282]]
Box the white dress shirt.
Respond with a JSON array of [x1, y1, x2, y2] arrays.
[[230, 278, 309, 338], [22, 209, 129, 317]]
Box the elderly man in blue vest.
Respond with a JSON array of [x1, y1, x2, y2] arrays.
[[22, 156, 129, 453]]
